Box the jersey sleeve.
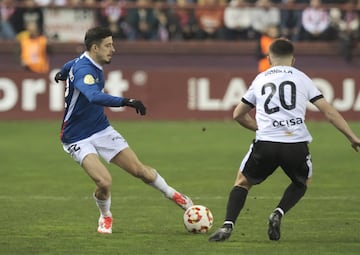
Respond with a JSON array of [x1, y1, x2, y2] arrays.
[[73, 67, 126, 107], [303, 74, 324, 104], [242, 83, 256, 107], [59, 58, 77, 79]]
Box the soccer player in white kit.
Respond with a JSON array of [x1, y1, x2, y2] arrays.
[[209, 38, 360, 242], [54, 27, 193, 234]]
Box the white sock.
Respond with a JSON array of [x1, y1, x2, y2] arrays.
[[93, 193, 112, 217], [149, 173, 176, 199]]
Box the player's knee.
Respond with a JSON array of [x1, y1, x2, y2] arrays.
[[235, 173, 251, 189], [96, 176, 112, 191]]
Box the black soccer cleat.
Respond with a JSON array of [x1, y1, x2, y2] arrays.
[[268, 211, 282, 241], [208, 226, 233, 242]]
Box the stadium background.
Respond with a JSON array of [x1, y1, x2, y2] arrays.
[[0, 2, 359, 121]]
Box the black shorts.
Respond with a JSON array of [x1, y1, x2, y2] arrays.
[[240, 140, 312, 186]]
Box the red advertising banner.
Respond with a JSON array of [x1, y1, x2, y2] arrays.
[[0, 68, 359, 120]]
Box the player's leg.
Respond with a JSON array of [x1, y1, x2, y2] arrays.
[[209, 141, 279, 242], [82, 153, 112, 212], [268, 142, 312, 241], [209, 172, 252, 242], [63, 136, 114, 234], [268, 180, 308, 241], [82, 153, 113, 234], [110, 147, 193, 210]]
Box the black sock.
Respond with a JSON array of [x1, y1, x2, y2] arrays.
[[224, 186, 248, 226], [277, 182, 307, 214]]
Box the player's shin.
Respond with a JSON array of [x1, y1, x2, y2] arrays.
[[276, 182, 307, 214], [224, 186, 249, 227], [149, 172, 193, 210], [149, 173, 175, 198]]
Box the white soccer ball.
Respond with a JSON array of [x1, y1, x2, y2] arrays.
[[183, 205, 214, 233]]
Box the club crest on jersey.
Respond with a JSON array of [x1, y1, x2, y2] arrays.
[[84, 74, 95, 85]]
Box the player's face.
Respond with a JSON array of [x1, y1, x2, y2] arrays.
[[96, 36, 115, 65]]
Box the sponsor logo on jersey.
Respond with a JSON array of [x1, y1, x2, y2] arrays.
[[84, 74, 95, 85], [273, 117, 303, 127]]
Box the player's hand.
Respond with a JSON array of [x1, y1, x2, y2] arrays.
[[54, 71, 67, 83], [123, 98, 146, 116]]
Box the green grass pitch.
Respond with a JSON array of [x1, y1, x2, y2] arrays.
[[0, 120, 359, 255]]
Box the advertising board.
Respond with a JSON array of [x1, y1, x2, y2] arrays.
[[1, 69, 359, 121]]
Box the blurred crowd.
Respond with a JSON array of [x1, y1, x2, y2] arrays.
[[1, 0, 359, 41], [1, 0, 359, 69]]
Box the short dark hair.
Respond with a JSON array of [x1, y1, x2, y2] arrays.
[[84, 27, 112, 51], [269, 38, 294, 57]]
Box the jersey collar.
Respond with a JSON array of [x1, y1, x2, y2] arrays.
[[82, 52, 103, 71]]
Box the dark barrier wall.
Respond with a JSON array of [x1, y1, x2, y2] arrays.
[[0, 42, 359, 121]]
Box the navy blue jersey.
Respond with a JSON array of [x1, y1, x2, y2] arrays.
[[60, 52, 126, 143]]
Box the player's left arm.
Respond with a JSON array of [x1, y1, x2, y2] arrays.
[[77, 80, 125, 107], [75, 72, 146, 115], [313, 97, 360, 152], [87, 90, 146, 115], [233, 99, 258, 132]]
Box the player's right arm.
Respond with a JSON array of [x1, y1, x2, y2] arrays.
[[313, 97, 360, 151], [233, 99, 258, 132], [54, 58, 78, 83]]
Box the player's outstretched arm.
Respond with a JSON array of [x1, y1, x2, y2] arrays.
[[313, 98, 360, 152]]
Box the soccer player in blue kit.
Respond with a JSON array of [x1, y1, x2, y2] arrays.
[[208, 38, 360, 242], [54, 27, 193, 234]]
